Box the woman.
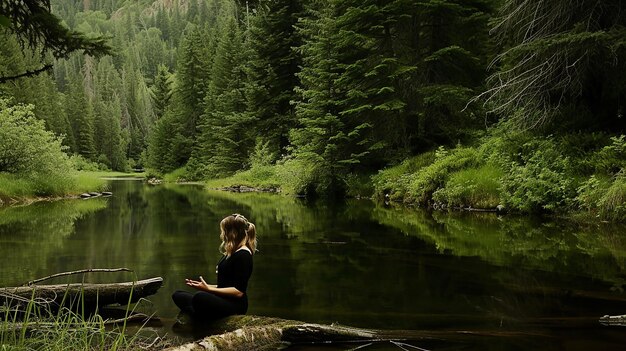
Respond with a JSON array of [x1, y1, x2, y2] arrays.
[[172, 213, 256, 320]]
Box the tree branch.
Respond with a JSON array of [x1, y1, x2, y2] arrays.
[[0, 64, 53, 83], [22, 267, 133, 286]]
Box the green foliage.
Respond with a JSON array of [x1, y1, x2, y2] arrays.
[[498, 138, 577, 212], [69, 154, 107, 172], [0, 0, 111, 61], [433, 164, 502, 209], [598, 176, 626, 221], [576, 175, 612, 212], [406, 147, 480, 204], [592, 135, 626, 175], [204, 164, 282, 191], [0, 100, 72, 178], [372, 152, 436, 201]]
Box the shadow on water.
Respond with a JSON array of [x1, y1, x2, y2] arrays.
[[2, 180, 626, 350]]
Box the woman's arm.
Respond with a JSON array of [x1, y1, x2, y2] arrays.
[[185, 276, 244, 298]]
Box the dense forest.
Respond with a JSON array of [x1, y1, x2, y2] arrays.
[[1, 0, 625, 219]]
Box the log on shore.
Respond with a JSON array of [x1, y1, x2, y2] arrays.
[[0, 277, 163, 309], [600, 314, 626, 326], [165, 315, 552, 351]]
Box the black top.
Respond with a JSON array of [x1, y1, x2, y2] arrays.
[[216, 249, 253, 295]]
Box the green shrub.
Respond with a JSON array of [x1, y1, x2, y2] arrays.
[[576, 174, 612, 212], [163, 167, 190, 183], [406, 147, 479, 204], [0, 100, 73, 178], [499, 138, 576, 213], [344, 172, 374, 198], [433, 164, 503, 209], [592, 135, 626, 175], [69, 154, 108, 172], [275, 158, 319, 195]]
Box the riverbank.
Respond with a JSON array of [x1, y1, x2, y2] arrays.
[[0, 171, 142, 206], [156, 132, 626, 223]]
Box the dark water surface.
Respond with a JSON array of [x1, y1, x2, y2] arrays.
[[2, 179, 626, 350]]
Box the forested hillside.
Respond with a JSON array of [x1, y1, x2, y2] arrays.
[[1, 0, 625, 218]]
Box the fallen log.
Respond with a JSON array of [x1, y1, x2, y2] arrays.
[[164, 315, 553, 351], [600, 314, 626, 326], [1, 277, 163, 310]]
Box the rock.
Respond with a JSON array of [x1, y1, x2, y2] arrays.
[[88, 192, 101, 197], [102, 191, 113, 196], [496, 204, 505, 213], [80, 193, 91, 198]]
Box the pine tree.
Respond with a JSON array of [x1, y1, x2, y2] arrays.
[[150, 64, 173, 120], [246, 0, 304, 157], [290, 0, 346, 194], [190, 6, 253, 178]]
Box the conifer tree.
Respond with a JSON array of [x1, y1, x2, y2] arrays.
[[150, 64, 173, 120], [190, 7, 252, 178], [246, 0, 303, 157]]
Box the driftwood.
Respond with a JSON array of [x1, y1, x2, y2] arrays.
[[164, 315, 552, 351], [600, 314, 626, 326], [1, 277, 163, 310]]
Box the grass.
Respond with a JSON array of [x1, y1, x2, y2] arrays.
[[162, 167, 189, 183], [204, 165, 282, 191], [432, 164, 503, 209], [0, 171, 125, 205], [0, 293, 162, 351]]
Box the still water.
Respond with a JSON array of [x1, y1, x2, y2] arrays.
[[2, 179, 626, 350]]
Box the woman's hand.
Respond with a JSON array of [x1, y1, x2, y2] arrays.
[[185, 276, 213, 292], [184, 276, 244, 298]]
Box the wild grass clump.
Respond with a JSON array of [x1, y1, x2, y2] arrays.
[[163, 167, 191, 183], [372, 151, 436, 201], [205, 164, 282, 191], [0, 300, 156, 351], [598, 176, 626, 221], [578, 174, 626, 221], [405, 147, 480, 204], [433, 164, 502, 209]]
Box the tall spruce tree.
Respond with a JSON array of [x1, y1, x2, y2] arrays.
[[246, 0, 303, 157], [190, 6, 252, 178]]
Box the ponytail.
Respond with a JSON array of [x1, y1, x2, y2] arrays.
[[246, 222, 257, 254]]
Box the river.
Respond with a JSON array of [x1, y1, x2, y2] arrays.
[[1, 179, 626, 350]]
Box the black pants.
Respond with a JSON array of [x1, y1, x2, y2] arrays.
[[172, 290, 247, 320]]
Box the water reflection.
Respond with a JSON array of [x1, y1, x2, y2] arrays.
[[1, 180, 626, 350]]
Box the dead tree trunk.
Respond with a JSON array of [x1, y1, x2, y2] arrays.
[[0, 277, 163, 310], [164, 315, 547, 351]]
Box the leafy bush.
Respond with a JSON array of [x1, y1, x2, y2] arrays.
[[0, 100, 73, 178], [592, 135, 626, 175], [275, 158, 320, 195], [69, 154, 108, 172], [433, 164, 502, 209], [0, 100, 90, 196], [499, 138, 576, 213], [576, 174, 612, 212]]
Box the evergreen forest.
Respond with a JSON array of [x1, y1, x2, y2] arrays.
[[1, 0, 626, 220]]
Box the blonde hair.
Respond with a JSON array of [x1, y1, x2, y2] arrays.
[[219, 214, 257, 256]]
